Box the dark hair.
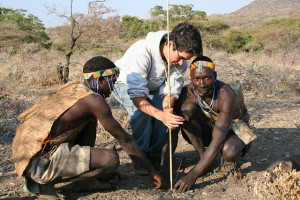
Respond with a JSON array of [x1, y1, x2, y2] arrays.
[[83, 56, 116, 73], [170, 22, 203, 56], [192, 55, 213, 63]]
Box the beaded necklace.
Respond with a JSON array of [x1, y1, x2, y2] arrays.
[[193, 85, 216, 113]]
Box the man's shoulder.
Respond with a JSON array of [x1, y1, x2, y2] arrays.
[[217, 81, 236, 108], [145, 31, 167, 42], [178, 84, 195, 102], [80, 92, 106, 105], [218, 81, 235, 96]]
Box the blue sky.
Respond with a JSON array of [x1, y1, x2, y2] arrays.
[[0, 0, 254, 28]]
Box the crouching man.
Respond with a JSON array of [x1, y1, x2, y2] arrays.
[[160, 56, 256, 192], [12, 56, 163, 200]]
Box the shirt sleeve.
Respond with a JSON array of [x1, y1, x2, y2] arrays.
[[159, 61, 187, 99], [126, 49, 152, 100]]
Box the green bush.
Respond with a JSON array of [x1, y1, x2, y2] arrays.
[[191, 20, 230, 35], [120, 15, 146, 39], [4, 46, 17, 55], [204, 34, 227, 50], [0, 7, 50, 46], [247, 18, 300, 54], [225, 30, 252, 53], [120, 15, 164, 39], [263, 18, 300, 33]]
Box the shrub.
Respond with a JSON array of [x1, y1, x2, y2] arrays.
[[191, 20, 230, 35], [225, 30, 252, 53], [120, 15, 164, 39], [0, 7, 50, 47], [203, 29, 252, 53], [120, 15, 146, 39], [246, 18, 300, 57], [254, 164, 300, 200]]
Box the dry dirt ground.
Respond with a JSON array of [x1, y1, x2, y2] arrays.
[[0, 52, 299, 199], [1, 89, 299, 200]]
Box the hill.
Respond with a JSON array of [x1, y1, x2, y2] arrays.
[[208, 0, 300, 28]]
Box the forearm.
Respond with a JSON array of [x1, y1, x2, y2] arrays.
[[190, 113, 232, 177], [162, 96, 176, 111], [189, 123, 228, 178], [189, 142, 223, 178], [133, 97, 184, 129], [103, 119, 157, 174], [133, 97, 164, 121], [119, 136, 156, 174]]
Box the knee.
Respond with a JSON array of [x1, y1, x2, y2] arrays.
[[181, 103, 197, 121], [222, 143, 241, 162], [91, 148, 120, 171]]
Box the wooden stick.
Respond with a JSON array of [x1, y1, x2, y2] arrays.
[[166, 0, 173, 190]]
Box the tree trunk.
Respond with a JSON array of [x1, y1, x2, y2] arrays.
[[57, 65, 64, 81], [63, 65, 69, 83], [63, 54, 71, 83]]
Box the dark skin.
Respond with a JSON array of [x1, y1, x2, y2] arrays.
[[160, 66, 246, 192], [48, 76, 164, 189]]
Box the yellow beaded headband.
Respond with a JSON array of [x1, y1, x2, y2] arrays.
[[190, 61, 215, 71], [83, 67, 119, 79]]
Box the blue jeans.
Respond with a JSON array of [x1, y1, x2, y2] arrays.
[[113, 83, 167, 157]]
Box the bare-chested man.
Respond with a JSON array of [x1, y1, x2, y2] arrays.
[[12, 56, 163, 200], [160, 56, 254, 192]]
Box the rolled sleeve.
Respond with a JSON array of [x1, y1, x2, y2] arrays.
[[126, 53, 151, 100]]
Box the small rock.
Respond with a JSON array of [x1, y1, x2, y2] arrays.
[[7, 191, 16, 196]]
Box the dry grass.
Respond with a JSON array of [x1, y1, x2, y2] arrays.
[[0, 21, 24, 49], [0, 43, 126, 135], [204, 50, 300, 97], [254, 163, 300, 200], [1, 45, 299, 136], [0, 95, 25, 134]]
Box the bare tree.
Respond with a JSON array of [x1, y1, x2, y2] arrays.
[[45, 0, 119, 83]]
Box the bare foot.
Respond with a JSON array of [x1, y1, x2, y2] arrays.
[[71, 179, 114, 193]]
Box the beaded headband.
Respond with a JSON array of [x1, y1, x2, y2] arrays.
[[83, 67, 120, 79], [190, 61, 215, 71]]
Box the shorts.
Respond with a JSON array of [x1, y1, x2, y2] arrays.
[[24, 143, 90, 184]]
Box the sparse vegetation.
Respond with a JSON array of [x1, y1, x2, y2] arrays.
[[0, 7, 50, 47], [254, 164, 300, 200], [45, 1, 120, 83], [0, 1, 300, 199]]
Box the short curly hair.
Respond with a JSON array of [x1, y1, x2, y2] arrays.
[[83, 56, 116, 73]]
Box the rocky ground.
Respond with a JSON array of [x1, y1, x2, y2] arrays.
[[0, 51, 299, 199], [0, 89, 299, 200]]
